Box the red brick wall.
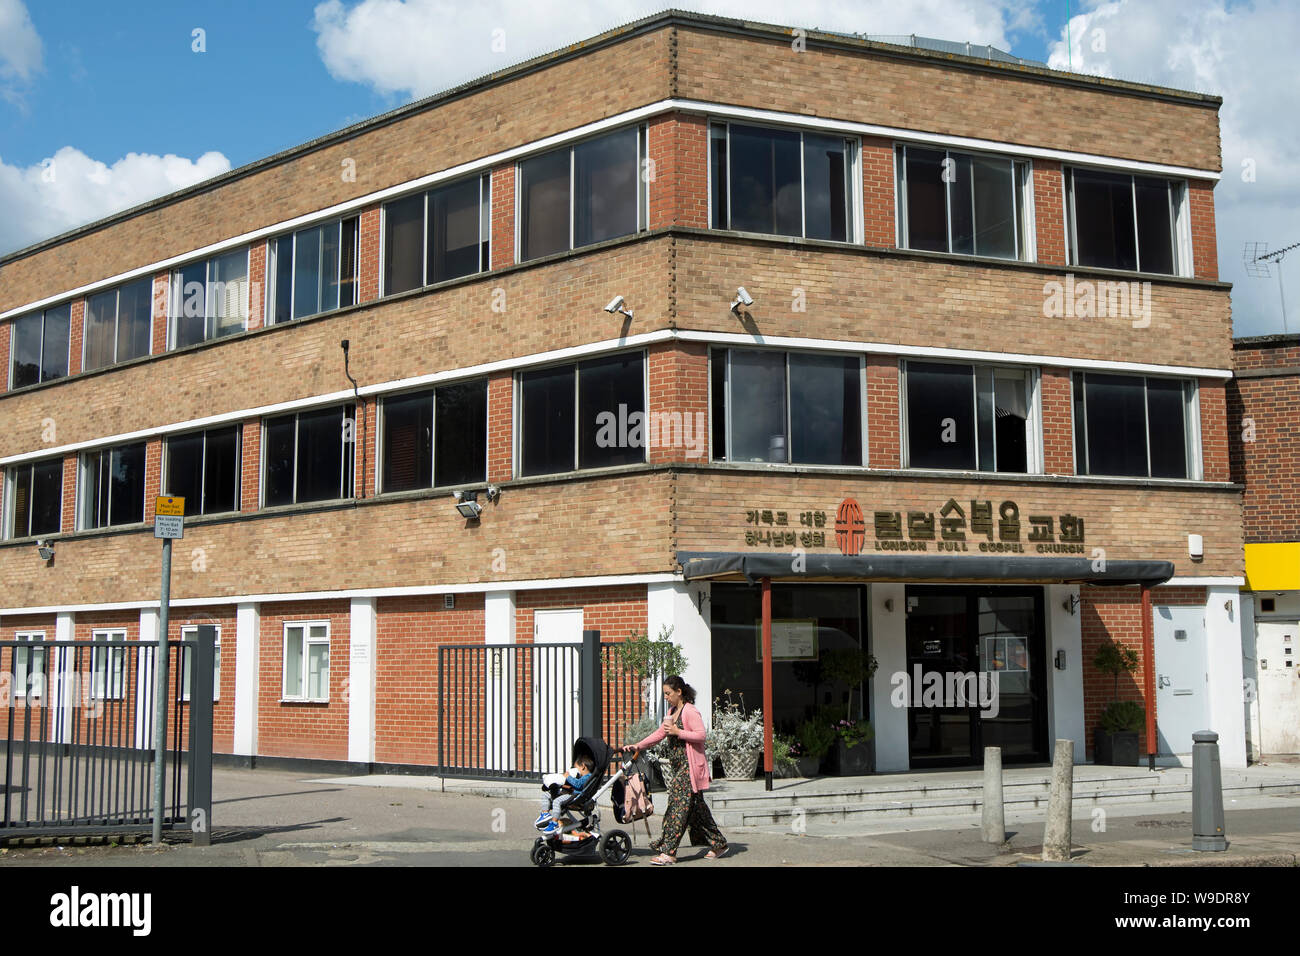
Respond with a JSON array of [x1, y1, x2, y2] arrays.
[[356, 397, 377, 498], [647, 343, 708, 464], [1198, 379, 1229, 482], [1228, 344, 1300, 541], [0, 614, 57, 740], [1080, 585, 1204, 758], [647, 112, 708, 230], [515, 586, 647, 643], [257, 601, 351, 760], [1033, 162, 1066, 266], [861, 136, 895, 248], [487, 372, 513, 483], [1188, 180, 1219, 281], [240, 418, 260, 512], [490, 164, 516, 270], [166, 606, 237, 755], [143, 438, 162, 521], [0, 321, 8, 389], [1041, 367, 1074, 475], [358, 205, 381, 302], [151, 273, 169, 354], [67, 300, 84, 375], [866, 356, 900, 468], [60, 452, 78, 531], [248, 241, 267, 330]]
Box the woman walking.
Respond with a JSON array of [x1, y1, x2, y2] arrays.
[[619, 675, 728, 865]]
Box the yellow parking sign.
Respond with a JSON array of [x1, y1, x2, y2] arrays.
[[155, 496, 185, 516]]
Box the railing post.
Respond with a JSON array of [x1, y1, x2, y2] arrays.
[[580, 630, 601, 741], [186, 625, 216, 847]]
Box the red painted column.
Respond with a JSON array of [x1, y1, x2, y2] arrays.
[[1141, 584, 1156, 770], [761, 576, 773, 791]]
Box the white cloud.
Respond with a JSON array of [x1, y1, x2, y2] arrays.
[[1046, 0, 1300, 336], [0, 0, 43, 102], [0, 147, 231, 256], [311, 0, 1032, 99]]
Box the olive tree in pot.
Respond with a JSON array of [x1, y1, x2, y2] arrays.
[[820, 648, 879, 775], [608, 625, 689, 787], [1092, 641, 1144, 766]]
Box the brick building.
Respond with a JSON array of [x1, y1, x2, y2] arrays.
[[0, 11, 1245, 773], [1229, 335, 1300, 758]]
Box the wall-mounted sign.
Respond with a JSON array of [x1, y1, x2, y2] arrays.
[[755, 619, 818, 662]]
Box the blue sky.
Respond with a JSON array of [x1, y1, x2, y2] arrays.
[[2, 0, 1298, 336]]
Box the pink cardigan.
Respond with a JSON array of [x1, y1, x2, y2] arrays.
[[632, 703, 711, 793]]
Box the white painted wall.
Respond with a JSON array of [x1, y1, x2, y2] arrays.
[[1046, 585, 1085, 763], [233, 603, 260, 756], [53, 611, 73, 743], [647, 582, 712, 724], [1239, 593, 1260, 761], [348, 597, 377, 764], [1206, 586, 1247, 768], [134, 608, 158, 748], [869, 583, 909, 772], [484, 591, 516, 645]]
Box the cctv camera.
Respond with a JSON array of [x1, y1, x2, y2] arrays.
[[736, 287, 754, 306], [604, 295, 625, 314]]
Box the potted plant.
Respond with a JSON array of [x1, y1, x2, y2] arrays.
[[772, 733, 800, 778], [819, 647, 879, 717], [624, 712, 671, 789], [796, 717, 835, 776], [829, 718, 875, 775], [705, 691, 764, 780], [1092, 641, 1143, 766], [607, 624, 689, 711]]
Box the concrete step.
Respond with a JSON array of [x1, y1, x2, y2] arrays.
[[709, 775, 1300, 828]]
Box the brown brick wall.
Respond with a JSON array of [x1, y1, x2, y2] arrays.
[[1228, 360, 1300, 541], [239, 419, 259, 512], [67, 300, 84, 375], [248, 241, 268, 330], [1198, 379, 1230, 482], [490, 164, 516, 270], [647, 342, 708, 464], [257, 601, 350, 761], [1188, 181, 1219, 281], [866, 356, 900, 468], [487, 373, 513, 484], [0, 321, 8, 388], [150, 273, 169, 355], [60, 453, 77, 532], [1041, 367, 1074, 475], [358, 205, 381, 303]]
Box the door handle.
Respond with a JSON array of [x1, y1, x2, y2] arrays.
[[1158, 674, 1171, 688]]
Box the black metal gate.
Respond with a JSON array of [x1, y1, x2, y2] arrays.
[[1, 627, 215, 842]]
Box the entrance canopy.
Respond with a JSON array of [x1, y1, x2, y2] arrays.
[[676, 551, 1174, 587]]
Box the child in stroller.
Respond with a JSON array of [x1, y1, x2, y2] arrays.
[[528, 736, 635, 867], [534, 753, 596, 834]]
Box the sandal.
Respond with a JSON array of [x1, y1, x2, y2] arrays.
[[649, 853, 677, 865], [705, 845, 728, 859]]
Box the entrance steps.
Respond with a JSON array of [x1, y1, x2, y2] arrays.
[[706, 765, 1300, 828]]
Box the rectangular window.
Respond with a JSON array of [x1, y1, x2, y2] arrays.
[[903, 361, 1035, 473], [283, 622, 329, 701], [5, 458, 62, 539], [710, 123, 856, 242], [262, 405, 356, 507], [383, 176, 489, 295], [1072, 372, 1197, 478], [519, 353, 646, 476], [380, 380, 488, 493], [267, 217, 359, 322], [80, 442, 147, 529], [179, 625, 220, 703], [84, 279, 152, 371], [519, 126, 645, 262], [1065, 168, 1185, 275], [169, 249, 250, 348], [12, 632, 46, 699], [10, 303, 71, 388], [710, 349, 864, 465], [90, 629, 127, 701], [164, 426, 240, 515], [896, 145, 1031, 259]]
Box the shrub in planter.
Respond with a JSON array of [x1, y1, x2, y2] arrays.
[[829, 719, 875, 775], [772, 733, 800, 778], [706, 691, 764, 779], [797, 717, 836, 775], [1095, 700, 1144, 766]]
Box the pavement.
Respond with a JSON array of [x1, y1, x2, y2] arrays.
[[1, 762, 1299, 867]]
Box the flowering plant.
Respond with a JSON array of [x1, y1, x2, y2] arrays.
[[834, 718, 874, 749], [705, 690, 764, 760]]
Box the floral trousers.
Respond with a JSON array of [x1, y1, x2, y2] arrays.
[[650, 755, 727, 855]]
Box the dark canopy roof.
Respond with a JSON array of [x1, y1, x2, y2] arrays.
[[676, 551, 1174, 587]]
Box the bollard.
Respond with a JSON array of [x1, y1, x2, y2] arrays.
[[1192, 730, 1227, 851], [1042, 739, 1074, 863], [982, 746, 1005, 844]]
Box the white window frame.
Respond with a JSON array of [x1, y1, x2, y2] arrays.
[[11, 631, 47, 700], [82, 279, 155, 371], [162, 426, 242, 516], [259, 405, 356, 508], [376, 378, 491, 494], [167, 248, 251, 349], [514, 124, 649, 264], [710, 346, 868, 467], [179, 625, 221, 703], [379, 174, 491, 297], [78, 443, 147, 531], [90, 628, 128, 701], [4, 458, 62, 540], [512, 350, 650, 478], [895, 143, 1034, 261], [899, 359, 1043, 474], [708, 120, 863, 244], [1072, 371, 1202, 480], [282, 621, 330, 702], [8, 305, 72, 389], [1063, 166, 1191, 277], [266, 216, 361, 322]]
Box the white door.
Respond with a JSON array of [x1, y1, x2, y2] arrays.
[[1154, 605, 1208, 755], [485, 641, 516, 773], [532, 609, 583, 773], [1256, 621, 1300, 754]]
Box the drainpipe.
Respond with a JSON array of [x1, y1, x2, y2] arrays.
[[761, 577, 774, 791], [1141, 584, 1156, 770], [341, 340, 365, 499]]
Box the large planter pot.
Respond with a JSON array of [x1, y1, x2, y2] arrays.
[[719, 748, 762, 780], [795, 755, 822, 778], [1094, 728, 1141, 766], [829, 738, 874, 775]]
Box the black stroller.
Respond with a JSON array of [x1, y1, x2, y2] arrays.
[[530, 736, 635, 867]]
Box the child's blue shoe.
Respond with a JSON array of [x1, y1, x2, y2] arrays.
[[534, 812, 552, 829], [540, 820, 559, 835]]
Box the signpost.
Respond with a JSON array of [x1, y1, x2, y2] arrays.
[[152, 496, 183, 845]]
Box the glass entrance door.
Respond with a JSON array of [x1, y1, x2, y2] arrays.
[[906, 587, 1047, 766]]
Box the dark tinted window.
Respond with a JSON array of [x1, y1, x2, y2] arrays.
[[171, 263, 207, 349], [1134, 177, 1174, 276], [579, 353, 644, 469], [728, 350, 787, 462], [803, 134, 849, 242], [434, 380, 488, 486], [1071, 169, 1138, 271], [520, 364, 575, 476], [84, 443, 146, 528], [166, 433, 205, 510], [8, 460, 62, 538], [297, 407, 349, 503], [37, 304, 71, 384], [264, 417, 297, 507], [1081, 373, 1150, 477], [710, 349, 727, 459], [729, 124, 801, 236], [904, 148, 948, 253], [709, 126, 728, 229], [166, 427, 239, 515], [272, 236, 294, 324], [789, 353, 861, 465], [906, 362, 976, 469], [382, 392, 433, 493], [384, 193, 424, 295], [428, 178, 482, 283], [1146, 378, 1189, 479], [520, 149, 571, 262], [10, 311, 43, 388], [574, 126, 638, 247]]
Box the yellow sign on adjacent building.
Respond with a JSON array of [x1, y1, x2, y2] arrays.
[[1244, 542, 1300, 591]]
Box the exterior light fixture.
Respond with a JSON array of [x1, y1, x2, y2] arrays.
[[36, 540, 55, 562], [730, 287, 754, 313], [453, 490, 482, 520], [1062, 594, 1080, 615], [882, 598, 895, 612], [604, 295, 633, 319]]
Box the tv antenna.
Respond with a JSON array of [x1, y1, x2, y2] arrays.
[[1244, 240, 1300, 333]]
